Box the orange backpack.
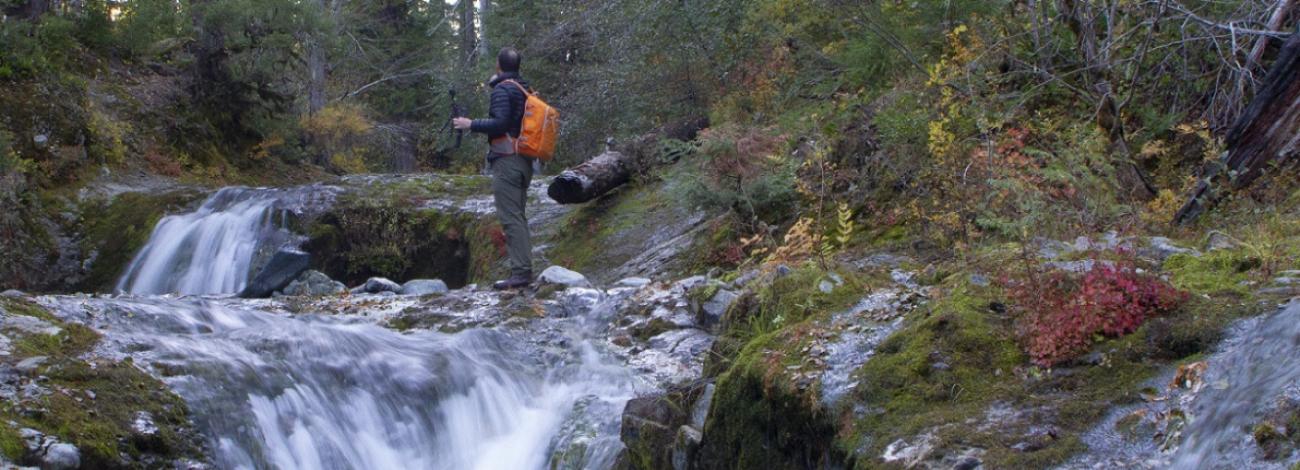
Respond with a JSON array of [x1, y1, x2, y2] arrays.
[[503, 80, 560, 162]]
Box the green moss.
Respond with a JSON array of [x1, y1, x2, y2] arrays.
[[0, 299, 205, 467], [697, 331, 841, 468], [729, 264, 867, 342], [1163, 250, 1258, 296], [631, 317, 677, 342], [0, 297, 59, 323], [466, 217, 509, 285], [0, 422, 23, 461], [76, 190, 203, 292], [303, 200, 475, 287], [548, 183, 665, 274], [838, 278, 1167, 468]]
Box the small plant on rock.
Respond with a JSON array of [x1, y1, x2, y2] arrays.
[[1005, 259, 1188, 367]]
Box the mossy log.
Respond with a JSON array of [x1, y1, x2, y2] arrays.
[[1176, 28, 1300, 224], [547, 117, 709, 205]]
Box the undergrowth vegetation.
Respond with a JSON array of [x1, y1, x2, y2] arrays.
[[1005, 259, 1189, 366]]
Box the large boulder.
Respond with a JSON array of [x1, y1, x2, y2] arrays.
[[361, 277, 402, 294], [399, 279, 449, 296], [699, 289, 738, 328], [280, 270, 347, 297], [539, 266, 591, 288], [614, 384, 709, 470], [239, 249, 311, 298]]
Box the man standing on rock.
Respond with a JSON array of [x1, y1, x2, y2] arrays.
[[453, 47, 534, 290]]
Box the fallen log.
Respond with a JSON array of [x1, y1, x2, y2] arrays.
[[548, 117, 709, 205], [547, 150, 631, 204], [1175, 27, 1300, 224]]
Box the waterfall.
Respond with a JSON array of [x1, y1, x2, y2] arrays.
[[48, 296, 639, 470], [1065, 303, 1300, 469], [116, 188, 301, 296], [76, 184, 641, 469]]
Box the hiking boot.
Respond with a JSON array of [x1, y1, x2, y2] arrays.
[[493, 272, 532, 290]]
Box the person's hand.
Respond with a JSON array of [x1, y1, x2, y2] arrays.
[[453, 117, 473, 130]]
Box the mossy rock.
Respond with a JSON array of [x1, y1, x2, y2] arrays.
[[1163, 250, 1259, 296], [0, 297, 207, 467], [75, 189, 204, 293], [302, 199, 478, 288], [696, 331, 842, 469], [544, 170, 708, 283]]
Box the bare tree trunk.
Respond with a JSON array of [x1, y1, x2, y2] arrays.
[[1247, 0, 1295, 70], [306, 0, 339, 114], [307, 39, 328, 114], [460, 0, 478, 66], [1176, 29, 1300, 224], [478, 0, 490, 58]]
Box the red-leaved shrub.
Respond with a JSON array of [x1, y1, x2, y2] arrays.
[[1006, 262, 1187, 367]]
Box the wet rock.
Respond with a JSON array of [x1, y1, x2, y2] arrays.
[[672, 275, 707, 292], [672, 425, 703, 470], [690, 384, 715, 429], [698, 289, 737, 328], [129, 411, 167, 452], [556, 288, 603, 317], [1011, 426, 1057, 452], [281, 270, 346, 297], [361, 277, 402, 294], [21, 429, 80, 470], [882, 432, 937, 468], [399, 279, 449, 296], [1205, 231, 1239, 251], [239, 249, 311, 298], [728, 270, 759, 289], [1, 290, 25, 298], [618, 385, 708, 470], [3, 315, 62, 336], [20, 427, 43, 449], [1145, 237, 1198, 262], [42, 442, 80, 469], [539, 266, 591, 288], [617, 277, 653, 288], [15, 356, 47, 375]]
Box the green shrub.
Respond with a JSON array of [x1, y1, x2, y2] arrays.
[[681, 126, 798, 226]]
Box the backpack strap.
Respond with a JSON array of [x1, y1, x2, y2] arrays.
[[492, 79, 531, 155], [501, 79, 531, 97]]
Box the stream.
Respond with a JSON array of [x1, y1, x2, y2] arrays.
[[47, 186, 650, 469], [31, 182, 1300, 469]]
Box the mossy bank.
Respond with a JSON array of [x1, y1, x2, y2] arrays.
[[0, 296, 207, 468]]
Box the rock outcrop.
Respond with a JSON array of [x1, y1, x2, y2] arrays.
[[239, 249, 311, 298]]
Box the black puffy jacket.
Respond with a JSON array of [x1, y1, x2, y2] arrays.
[[470, 71, 529, 141]]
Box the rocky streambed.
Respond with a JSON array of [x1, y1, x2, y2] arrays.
[[2, 172, 1300, 470]]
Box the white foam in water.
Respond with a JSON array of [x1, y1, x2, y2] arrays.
[[45, 295, 641, 470], [116, 187, 287, 295], [79, 183, 643, 469]]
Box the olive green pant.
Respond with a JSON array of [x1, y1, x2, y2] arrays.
[[490, 153, 533, 277]]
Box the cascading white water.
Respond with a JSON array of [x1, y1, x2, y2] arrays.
[[1065, 303, 1300, 469], [84, 183, 644, 469], [50, 295, 641, 470], [116, 187, 297, 296]]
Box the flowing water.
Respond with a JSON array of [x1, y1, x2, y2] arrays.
[[116, 187, 332, 296], [1065, 303, 1300, 469], [61, 184, 648, 469]]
